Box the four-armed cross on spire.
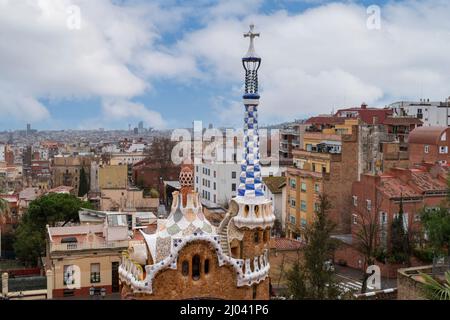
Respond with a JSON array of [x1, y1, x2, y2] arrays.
[[244, 24, 260, 58]]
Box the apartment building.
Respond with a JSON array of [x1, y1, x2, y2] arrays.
[[390, 99, 450, 127], [194, 162, 240, 207], [45, 212, 131, 298], [279, 123, 306, 166], [351, 165, 448, 254], [51, 155, 96, 194], [409, 126, 449, 166], [286, 126, 359, 239]]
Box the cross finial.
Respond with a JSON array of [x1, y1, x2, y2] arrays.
[[244, 24, 260, 58], [244, 23, 260, 40]]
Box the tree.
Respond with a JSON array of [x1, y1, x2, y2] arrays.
[[286, 261, 307, 299], [13, 193, 92, 266], [390, 196, 411, 264], [421, 206, 450, 257], [419, 271, 450, 300], [78, 166, 89, 197], [353, 190, 382, 293], [286, 195, 340, 299], [272, 218, 284, 238]]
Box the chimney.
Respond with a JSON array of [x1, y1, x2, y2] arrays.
[[361, 102, 367, 109]]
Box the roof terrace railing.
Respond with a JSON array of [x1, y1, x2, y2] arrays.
[[50, 239, 129, 252]]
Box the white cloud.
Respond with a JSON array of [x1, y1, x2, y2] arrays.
[[0, 0, 186, 127], [102, 99, 166, 129], [173, 0, 450, 124], [3, 0, 450, 128], [0, 90, 50, 122]]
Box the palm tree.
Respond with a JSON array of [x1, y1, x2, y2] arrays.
[[419, 271, 450, 300]]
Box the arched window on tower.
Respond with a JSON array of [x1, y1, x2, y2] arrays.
[[254, 231, 259, 243], [192, 255, 201, 280], [204, 259, 210, 274], [182, 260, 189, 276], [263, 229, 269, 243]]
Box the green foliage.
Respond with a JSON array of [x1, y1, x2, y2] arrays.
[[419, 271, 450, 300], [413, 247, 435, 263], [13, 193, 92, 266], [286, 195, 341, 300], [286, 261, 307, 299], [390, 197, 410, 264], [149, 188, 160, 199], [13, 223, 45, 266], [447, 173, 450, 203], [78, 167, 89, 197], [374, 247, 387, 263], [421, 206, 450, 257]]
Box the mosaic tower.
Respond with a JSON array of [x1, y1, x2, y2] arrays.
[[233, 25, 275, 230], [238, 24, 263, 198]]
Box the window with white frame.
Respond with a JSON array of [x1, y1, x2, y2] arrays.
[[353, 196, 358, 207], [63, 265, 76, 286], [300, 200, 307, 212], [441, 132, 447, 141], [301, 182, 307, 192], [314, 183, 320, 193], [290, 178, 296, 189], [439, 146, 448, 154], [290, 215, 296, 224], [424, 145, 429, 153], [414, 214, 421, 222], [380, 212, 387, 225], [394, 213, 409, 230], [314, 202, 320, 213], [366, 199, 372, 212], [352, 214, 357, 225], [90, 263, 100, 283], [289, 198, 296, 208]]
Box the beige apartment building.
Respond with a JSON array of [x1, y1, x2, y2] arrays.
[[286, 126, 359, 239], [45, 213, 130, 298], [52, 155, 96, 194]]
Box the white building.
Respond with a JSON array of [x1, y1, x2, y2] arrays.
[[109, 152, 146, 165], [389, 99, 450, 127], [194, 162, 240, 208], [0, 144, 5, 162], [262, 176, 286, 235]]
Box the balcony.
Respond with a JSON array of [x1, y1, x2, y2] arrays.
[[49, 240, 129, 252]]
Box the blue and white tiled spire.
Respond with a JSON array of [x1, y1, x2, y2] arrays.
[[238, 24, 264, 198]]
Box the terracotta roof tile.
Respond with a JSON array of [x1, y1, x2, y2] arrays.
[[305, 116, 345, 125], [383, 117, 423, 125], [409, 126, 448, 145], [262, 176, 286, 194], [270, 237, 303, 251]]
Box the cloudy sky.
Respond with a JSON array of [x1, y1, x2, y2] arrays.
[[1, 0, 450, 130]]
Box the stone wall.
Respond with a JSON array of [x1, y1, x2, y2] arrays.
[[397, 266, 431, 300]]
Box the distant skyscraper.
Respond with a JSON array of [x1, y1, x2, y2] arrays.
[[26, 123, 31, 135]]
